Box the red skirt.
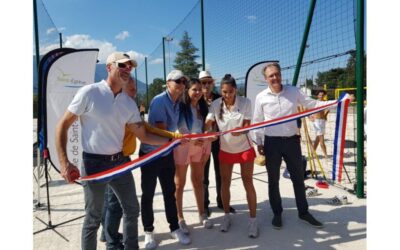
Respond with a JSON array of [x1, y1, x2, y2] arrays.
[[219, 147, 256, 164]]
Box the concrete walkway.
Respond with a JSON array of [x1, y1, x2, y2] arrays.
[[33, 142, 366, 250]]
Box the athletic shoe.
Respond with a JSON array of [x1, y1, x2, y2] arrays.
[[327, 195, 348, 205], [178, 219, 190, 235], [144, 231, 157, 250], [248, 218, 259, 238], [306, 188, 319, 197], [170, 228, 191, 245], [220, 214, 231, 232], [299, 213, 324, 228], [199, 213, 213, 229], [272, 214, 282, 229]]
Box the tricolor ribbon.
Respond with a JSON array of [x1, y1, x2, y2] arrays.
[[332, 93, 351, 182], [80, 93, 351, 182]]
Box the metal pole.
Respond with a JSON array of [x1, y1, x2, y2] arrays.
[[162, 37, 167, 83], [36, 145, 41, 206], [356, 0, 365, 198], [145, 57, 149, 106], [200, 0, 205, 70], [59, 33, 63, 48], [33, 0, 40, 75], [33, 0, 43, 208], [135, 68, 139, 104], [292, 0, 317, 86]]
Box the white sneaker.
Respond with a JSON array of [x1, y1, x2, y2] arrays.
[[327, 195, 348, 205], [178, 219, 190, 235], [306, 188, 319, 197], [340, 195, 348, 204], [220, 214, 231, 232], [199, 213, 213, 229], [248, 218, 259, 238], [144, 231, 157, 250], [170, 228, 191, 245]]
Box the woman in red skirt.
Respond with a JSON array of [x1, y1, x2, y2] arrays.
[[205, 74, 258, 238]]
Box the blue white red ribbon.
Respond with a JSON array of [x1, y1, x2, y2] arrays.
[[332, 93, 351, 182], [80, 93, 351, 182]]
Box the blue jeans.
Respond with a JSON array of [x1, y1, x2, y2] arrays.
[[101, 186, 123, 247], [81, 154, 139, 250], [139, 150, 179, 232]]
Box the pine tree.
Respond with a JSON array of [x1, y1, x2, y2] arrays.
[[174, 31, 202, 78]]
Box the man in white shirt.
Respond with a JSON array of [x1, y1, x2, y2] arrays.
[[253, 62, 329, 229], [55, 52, 169, 250]]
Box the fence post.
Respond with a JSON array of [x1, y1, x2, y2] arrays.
[[200, 0, 205, 70], [59, 32, 63, 48], [145, 57, 149, 107], [292, 0, 317, 86], [162, 37, 167, 83], [135, 67, 139, 104], [356, 0, 365, 198], [33, 0, 40, 74], [33, 0, 43, 208]]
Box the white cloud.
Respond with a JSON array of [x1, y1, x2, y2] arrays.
[[38, 34, 146, 64], [46, 28, 57, 35], [63, 34, 116, 62], [246, 15, 257, 23], [149, 58, 163, 65], [115, 31, 130, 41], [46, 27, 66, 35]]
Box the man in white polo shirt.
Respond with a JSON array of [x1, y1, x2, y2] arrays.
[[55, 52, 169, 250]]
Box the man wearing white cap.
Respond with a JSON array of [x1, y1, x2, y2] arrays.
[[139, 70, 191, 249], [199, 70, 236, 216], [55, 52, 170, 250]]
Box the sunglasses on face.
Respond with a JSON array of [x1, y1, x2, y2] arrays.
[[173, 79, 187, 85], [115, 62, 133, 70]]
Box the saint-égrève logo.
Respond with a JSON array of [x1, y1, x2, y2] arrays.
[[56, 67, 87, 88]]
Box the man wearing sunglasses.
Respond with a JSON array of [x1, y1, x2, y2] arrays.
[[55, 52, 171, 250], [99, 77, 183, 248], [139, 70, 191, 249], [199, 71, 236, 216]]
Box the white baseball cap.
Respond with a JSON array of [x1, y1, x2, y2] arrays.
[[199, 70, 213, 80], [106, 52, 137, 67], [166, 70, 189, 81]]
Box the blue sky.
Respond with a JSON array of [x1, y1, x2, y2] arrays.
[[40, 0, 199, 64], [38, 0, 359, 88]]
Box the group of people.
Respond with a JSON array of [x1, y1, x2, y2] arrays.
[[55, 52, 333, 250]]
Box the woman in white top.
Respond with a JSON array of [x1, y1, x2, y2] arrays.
[[174, 78, 213, 234], [205, 74, 258, 238]]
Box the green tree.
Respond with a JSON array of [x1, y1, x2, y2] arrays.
[[148, 78, 165, 106], [174, 31, 202, 78], [314, 51, 367, 90], [315, 67, 347, 89], [345, 50, 366, 87]]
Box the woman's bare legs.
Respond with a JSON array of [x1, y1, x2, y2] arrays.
[[219, 163, 234, 213], [240, 161, 257, 218]]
